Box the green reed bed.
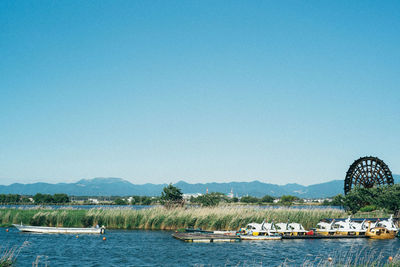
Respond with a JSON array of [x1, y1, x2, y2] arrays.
[[0, 206, 360, 230], [0, 208, 86, 228]]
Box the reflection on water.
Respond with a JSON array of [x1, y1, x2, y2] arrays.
[[1, 228, 399, 266]]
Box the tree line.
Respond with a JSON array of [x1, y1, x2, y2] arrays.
[[0, 193, 70, 204], [328, 184, 400, 214]]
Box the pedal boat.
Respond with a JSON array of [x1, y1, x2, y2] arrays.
[[366, 221, 397, 239], [374, 215, 399, 236], [274, 222, 308, 236], [333, 216, 366, 236], [315, 219, 337, 236], [239, 221, 282, 240]]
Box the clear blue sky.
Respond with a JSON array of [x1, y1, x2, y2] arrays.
[[1, 1, 399, 185]]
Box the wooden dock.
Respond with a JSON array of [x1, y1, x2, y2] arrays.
[[282, 234, 368, 239], [173, 232, 370, 242], [172, 232, 240, 243]]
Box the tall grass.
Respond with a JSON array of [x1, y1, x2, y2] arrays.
[[280, 247, 400, 267], [0, 206, 390, 230], [0, 242, 29, 267], [0, 206, 350, 230]]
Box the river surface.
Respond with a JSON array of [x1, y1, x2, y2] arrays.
[[0, 204, 342, 210], [1, 227, 399, 266]]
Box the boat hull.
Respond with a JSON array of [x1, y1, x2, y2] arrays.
[[13, 224, 105, 234], [240, 235, 282, 240], [366, 232, 397, 239], [366, 229, 397, 239]]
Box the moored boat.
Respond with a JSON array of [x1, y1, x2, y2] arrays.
[[333, 216, 366, 236], [315, 219, 337, 236], [239, 221, 282, 240], [366, 221, 397, 239], [274, 222, 308, 236], [374, 215, 398, 235], [13, 224, 105, 234]]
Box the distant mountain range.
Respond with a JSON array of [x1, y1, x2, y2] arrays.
[[0, 175, 399, 198]]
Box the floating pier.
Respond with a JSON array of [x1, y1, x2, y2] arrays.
[[281, 234, 368, 239], [172, 232, 240, 243]]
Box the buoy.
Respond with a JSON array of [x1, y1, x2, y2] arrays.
[[389, 256, 393, 262], [328, 257, 333, 262], [103, 236, 106, 241], [6, 229, 9, 232]]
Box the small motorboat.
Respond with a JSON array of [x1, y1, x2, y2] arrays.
[[13, 224, 105, 234]]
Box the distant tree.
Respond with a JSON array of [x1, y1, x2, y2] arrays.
[[343, 187, 374, 214], [0, 194, 21, 204], [114, 198, 128, 205], [53, 194, 70, 203], [160, 183, 183, 208], [231, 197, 239, 203], [140, 196, 152, 205], [196, 193, 221, 207], [260, 195, 275, 203], [33, 193, 53, 204], [21, 196, 32, 203], [240, 196, 259, 203], [279, 195, 299, 206], [342, 185, 400, 214], [330, 194, 344, 207], [130, 196, 141, 205], [374, 185, 400, 214]]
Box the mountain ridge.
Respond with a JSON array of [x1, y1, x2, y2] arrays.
[[0, 175, 398, 198]]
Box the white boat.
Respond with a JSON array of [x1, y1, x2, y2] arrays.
[[242, 221, 276, 234], [333, 216, 366, 236], [375, 215, 398, 233], [274, 222, 308, 236], [213, 230, 237, 235], [13, 224, 105, 234], [315, 219, 337, 236], [316, 215, 398, 237], [239, 221, 282, 240], [240, 234, 282, 240]]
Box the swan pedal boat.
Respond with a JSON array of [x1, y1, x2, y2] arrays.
[[316, 215, 399, 238], [243, 221, 307, 236], [365, 217, 398, 239], [13, 224, 105, 234]]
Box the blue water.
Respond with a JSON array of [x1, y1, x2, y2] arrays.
[[1, 228, 399, 266], [0, 205, 154, 210], [0, 204, 342, 210]]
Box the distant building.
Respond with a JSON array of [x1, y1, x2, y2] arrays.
[[226, 188, 234, 199], [88, 198, 99, 204]]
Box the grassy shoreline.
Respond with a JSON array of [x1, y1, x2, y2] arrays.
[[0, 206, 390, 231]]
